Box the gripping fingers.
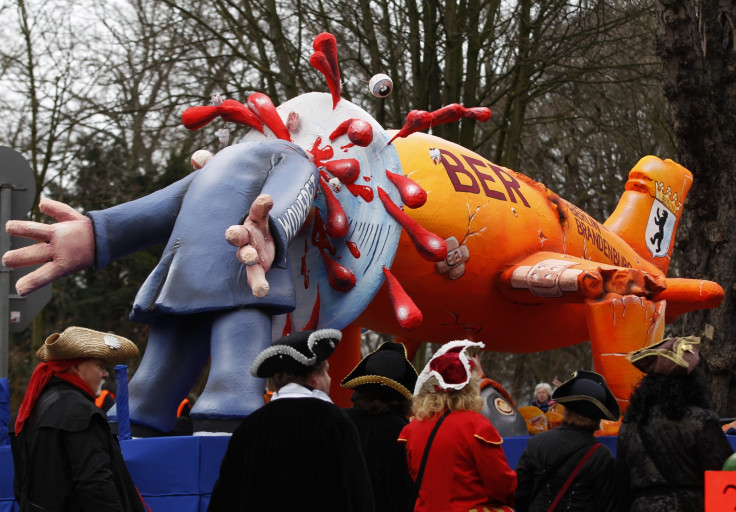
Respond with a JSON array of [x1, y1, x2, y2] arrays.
[[237, 245, 259, 266], [248, 194, 273, 226], [225, 225, 250, 247], [238, 246, 270, 297]]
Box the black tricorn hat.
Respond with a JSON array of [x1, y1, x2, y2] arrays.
[[341, 342, 418, 401], [627, 336, 700, 376], [250, 329, 342, 378], [552, 369, 620, 421]]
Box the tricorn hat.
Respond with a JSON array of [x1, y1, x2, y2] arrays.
[[36, 327, 139, 364], [627, 336, 700, 376], [552, 369, 619, 421], [250, 329, 342, 378], [414, 340, 485, 396], [341, 342, 418, 401]]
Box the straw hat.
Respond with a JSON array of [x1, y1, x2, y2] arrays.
[[36, 327, 139, 363], [250, 329, 342, 378], [341, 342, 418, 401]]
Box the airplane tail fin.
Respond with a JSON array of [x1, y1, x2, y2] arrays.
[[603, 156, 692, 276]]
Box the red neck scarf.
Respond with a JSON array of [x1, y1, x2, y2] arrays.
[[15, 359, 96, 434]]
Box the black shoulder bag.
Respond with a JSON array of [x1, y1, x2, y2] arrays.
[[408, 409, 451, 512]]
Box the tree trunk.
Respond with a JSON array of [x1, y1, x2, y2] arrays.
[[655, 0, 736, 417]]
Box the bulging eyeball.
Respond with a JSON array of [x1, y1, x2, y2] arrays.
[[369, 73, 393, 98]]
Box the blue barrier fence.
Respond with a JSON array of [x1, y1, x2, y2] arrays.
[[0, 434, 734, 512]]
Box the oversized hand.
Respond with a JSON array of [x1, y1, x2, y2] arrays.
[[2, 198, 95, 296], [225, 194, 276, 298]]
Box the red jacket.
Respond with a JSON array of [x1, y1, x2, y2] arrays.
[[399, 409, 516, 512]]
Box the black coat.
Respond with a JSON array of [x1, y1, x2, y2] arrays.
[[208, 396, 374, 512], [515, 425, 617, 512], [345, 407, 412, 512], [616, 406, 733, 512], [11, 378, 145, 512]]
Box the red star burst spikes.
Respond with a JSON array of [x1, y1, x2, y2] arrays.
[[181, 93, 291, 141], [388, 104, 492, 144], [310, 33, 341, 109]]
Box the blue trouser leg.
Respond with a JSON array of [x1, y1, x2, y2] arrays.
[[190, 307, 271, 420], [108, 314, 212, 432]]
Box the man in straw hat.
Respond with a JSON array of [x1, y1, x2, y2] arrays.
[[616, 336, 733, 511], [208, 329, 374, 512], [341, 341, 418, 512], [11, 326, 146, 512], [515, 369, 619, 512]]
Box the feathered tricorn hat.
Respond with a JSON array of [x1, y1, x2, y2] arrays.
[[627, 336, 700, 376], [414, 340, 485, 396], [552, 369, 619, 421], [341, 342, 418, 401], [250, 329, 342, 378]]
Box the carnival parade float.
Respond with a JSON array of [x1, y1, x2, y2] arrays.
[[0, 32, 730, 511]]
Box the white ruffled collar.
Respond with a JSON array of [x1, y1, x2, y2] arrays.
[[271, 382, 333, 403]]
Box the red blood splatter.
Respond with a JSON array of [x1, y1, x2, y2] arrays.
[[321, 251, 356, 292], [377, 187, 447, 262], [310, 137, 334, 167], [182, 99, 264, 132], [282, 313, 293, 336], [247, 92, 291, 141], [301, 238, 309, 289], [310, 33, 341, 109], [346, 241, 360, 258], [302, 285, 321, 330], [329, 118, 373, 147], [387, 110, 432, 144], [311, 209, 336, 255], [318, 178, 349, 238], [385, 171, 427, 208], [382, 267, 422, 329], [324, 159, 360, 184], [346, 184, 374, 203], [363, 176, 371, 182]]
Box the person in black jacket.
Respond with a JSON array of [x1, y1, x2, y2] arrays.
[[515, 369, 619, 512], [617, 336, 733, 511], [11, 326, 145, 512], [341, 341, 418, 512], [208, 328, 374, 512]]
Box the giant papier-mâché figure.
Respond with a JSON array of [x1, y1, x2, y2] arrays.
[[3, 33, 724, 434]]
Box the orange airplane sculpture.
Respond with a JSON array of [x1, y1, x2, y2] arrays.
[[348, 133, 724, 410]]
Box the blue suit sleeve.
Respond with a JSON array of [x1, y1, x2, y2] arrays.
[[88, 172, 197, 268]]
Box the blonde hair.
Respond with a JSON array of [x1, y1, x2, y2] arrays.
[[412, 372, 484, 421]]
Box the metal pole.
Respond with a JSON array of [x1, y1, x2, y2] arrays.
[[0, 185, 11, 379]]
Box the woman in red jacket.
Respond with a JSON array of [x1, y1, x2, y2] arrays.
[[399, 340, 517, 512]]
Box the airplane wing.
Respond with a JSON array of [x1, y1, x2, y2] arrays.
[[496, 251, 724, 414], [496, 251, 666, 304]]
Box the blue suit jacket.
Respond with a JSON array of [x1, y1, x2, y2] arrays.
[[87, 140, 319, 323]]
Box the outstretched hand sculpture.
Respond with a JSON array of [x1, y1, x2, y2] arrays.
[[3, 32, 724, 434]]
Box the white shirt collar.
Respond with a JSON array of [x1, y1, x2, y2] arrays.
[[270, 382, 333, 403]]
